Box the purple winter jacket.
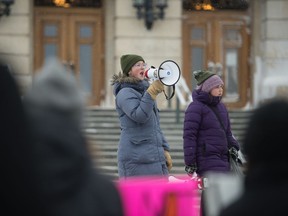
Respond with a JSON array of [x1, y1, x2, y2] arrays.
[[183, 90, 239, 176]]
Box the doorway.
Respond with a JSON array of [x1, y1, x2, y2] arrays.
[[182, 11, 250, 109], [34, 7, 104, 106]]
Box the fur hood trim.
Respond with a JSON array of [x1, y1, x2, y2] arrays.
[[111, 72, 147, 85]]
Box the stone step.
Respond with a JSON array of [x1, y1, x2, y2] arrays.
[[92, 151, 186, 159], [93, 162, 187, 180], [94, 166, 187, 180], [83, 117, 251, 126], [84, 123, 248, 132], [88, 145, 184, 153], [84, 108, 252, 116], [86, 135, 245, 146], [93, 158, 186, 169], [83, 109, 252, 121]]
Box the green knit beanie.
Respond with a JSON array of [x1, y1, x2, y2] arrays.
[[120, 54, 145, 76], [193, 70, 216, 85]]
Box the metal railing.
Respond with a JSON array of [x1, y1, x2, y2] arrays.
[[174, 76, 193, 123]]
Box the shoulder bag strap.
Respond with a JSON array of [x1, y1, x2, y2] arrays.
[[208, 105, 226, 131]]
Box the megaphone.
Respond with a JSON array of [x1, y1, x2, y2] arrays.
[[144, 60, 181, 86], [144, 60, 181, 100]]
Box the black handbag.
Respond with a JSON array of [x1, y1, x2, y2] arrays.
[[229, 152, 244, 177]]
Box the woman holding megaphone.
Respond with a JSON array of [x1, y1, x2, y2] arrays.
[[111, 54, 172, 179]]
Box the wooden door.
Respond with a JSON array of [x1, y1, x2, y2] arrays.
[[34, 7, 104, 106], [182, 11, 250, 109]]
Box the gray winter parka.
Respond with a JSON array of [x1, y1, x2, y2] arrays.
[[111, 73, 170, 178]]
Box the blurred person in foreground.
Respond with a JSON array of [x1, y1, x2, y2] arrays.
[[219, 98, 288, 216], [111, 54, 172, 179], [1, 60, 41, 215], [23, 58, 124, 216]]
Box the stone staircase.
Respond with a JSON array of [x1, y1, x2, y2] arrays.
[[83, 108, 252, 180]]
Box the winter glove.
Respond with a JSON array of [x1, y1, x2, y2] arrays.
[[229, 147, 239, 161], [147, 80, 164, 100], [185, 164, 197, 177], [164, 150, 173, 171]]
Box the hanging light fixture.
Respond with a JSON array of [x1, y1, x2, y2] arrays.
[[0, 0, 14, 17], [133, 0, 168, 30]]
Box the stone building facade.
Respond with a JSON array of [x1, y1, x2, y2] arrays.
[[0, 0, 287, 110]]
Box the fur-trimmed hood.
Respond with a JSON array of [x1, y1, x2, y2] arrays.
[[111, 72, 150, 96], [111, 72, 146, 85]]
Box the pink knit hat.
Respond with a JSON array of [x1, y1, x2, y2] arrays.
[[199, 75, 224, 93]]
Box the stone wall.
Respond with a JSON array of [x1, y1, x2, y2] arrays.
[[0, 0, 33, 93], [1, 0, 287, 109], [110, 0, 182, 108], [254, 0, 288, 105]]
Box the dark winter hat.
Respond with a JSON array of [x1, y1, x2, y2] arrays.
[[193, 70, 215, 85], [120, 54, 145, 76]]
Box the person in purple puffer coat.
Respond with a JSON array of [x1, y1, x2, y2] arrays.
[[183, 70, 240, 216], [183, 70, 240, 177]]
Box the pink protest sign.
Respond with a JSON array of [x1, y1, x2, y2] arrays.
[[117, 176, 200, 216]]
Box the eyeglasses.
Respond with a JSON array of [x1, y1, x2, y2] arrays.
[[133, 63, 147, 69]]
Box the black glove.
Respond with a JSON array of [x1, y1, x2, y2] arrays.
[[229, 147, 239, 161], [185, 164, 197, 177]]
